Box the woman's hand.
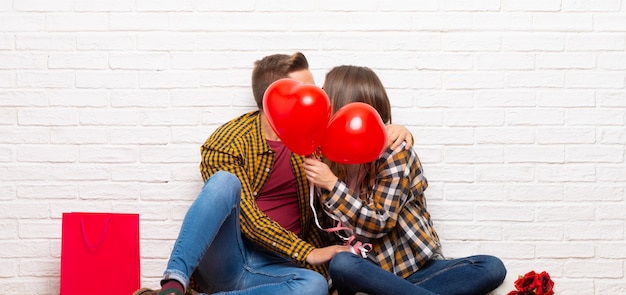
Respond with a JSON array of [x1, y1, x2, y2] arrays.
[[386, 124, 413, 150], [304, 157, 338, 191]]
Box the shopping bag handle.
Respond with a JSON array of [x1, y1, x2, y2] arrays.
[[81, 217, 111, 249]]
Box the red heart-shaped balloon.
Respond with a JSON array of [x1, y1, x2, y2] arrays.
[[263, 78, 331, 156], [321, 102, 387, 164]]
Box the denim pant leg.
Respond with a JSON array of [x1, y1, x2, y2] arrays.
[[203, 242, 328, 295], [406, 255, 507, 295], [329, 252, 437, 295], [164, 171, 328, 295], [194, 242, 328, 295], [162, 171, 244, 290]]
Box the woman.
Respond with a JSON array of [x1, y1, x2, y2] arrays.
[[304, 65, 506, 295]]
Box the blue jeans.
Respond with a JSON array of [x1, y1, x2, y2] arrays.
[[163, 171, 328, 295], [330, 252, 506, 295]]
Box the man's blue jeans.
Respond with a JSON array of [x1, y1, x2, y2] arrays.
[[330, 252, 506, 295], [162, 171, 328, 295]]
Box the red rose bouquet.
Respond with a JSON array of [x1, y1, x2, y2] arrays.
[[507, 271, 554, 295]]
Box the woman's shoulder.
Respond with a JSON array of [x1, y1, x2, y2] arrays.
[[381, 142, 418, 158], [377, 142, 422, 169]]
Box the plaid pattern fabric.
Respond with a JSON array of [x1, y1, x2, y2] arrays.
[[318, 144, 441, 278], [198, 110, 330, 276]]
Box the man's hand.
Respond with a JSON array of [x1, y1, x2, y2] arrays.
[[386, 124, 413, 150], [305, 245, 352, 265]]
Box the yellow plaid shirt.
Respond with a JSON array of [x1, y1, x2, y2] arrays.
[[317, 144, 441, 279], [198, 110, 331, 276]]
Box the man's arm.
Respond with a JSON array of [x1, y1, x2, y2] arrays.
[[386, 124, 413, 150]]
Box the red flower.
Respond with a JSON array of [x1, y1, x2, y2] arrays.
[[537, 271, 554, 295], [515, 271, 541, 291], [508, 270, 554, 295]]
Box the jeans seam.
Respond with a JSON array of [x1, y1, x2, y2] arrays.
[[413, 259, 474, 285]]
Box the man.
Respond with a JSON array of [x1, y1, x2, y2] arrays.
[[134, 52, 411, 295]]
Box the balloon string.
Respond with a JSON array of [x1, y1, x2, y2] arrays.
[[309, 178, 372, 258]]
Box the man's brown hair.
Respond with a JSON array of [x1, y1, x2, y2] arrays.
[[251, 52, 309, 110]]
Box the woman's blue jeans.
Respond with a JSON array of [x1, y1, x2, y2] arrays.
[[330, 252, 506, 295], [162, 171, 328, 295]]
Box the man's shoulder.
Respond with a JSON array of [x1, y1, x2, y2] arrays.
[[218, 110, 259, 130], [205, 110, 260, 146]]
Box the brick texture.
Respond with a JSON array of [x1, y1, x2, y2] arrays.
[[1, 1, 625, 294]]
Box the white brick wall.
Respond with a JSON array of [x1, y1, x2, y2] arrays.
[[1, 1, 625, 294]]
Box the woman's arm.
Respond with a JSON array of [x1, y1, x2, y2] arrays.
[[304, 145, 425, 238]]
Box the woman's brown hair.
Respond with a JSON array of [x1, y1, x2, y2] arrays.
[[322, 65, 391, 125], [321, 65, 392, 189]]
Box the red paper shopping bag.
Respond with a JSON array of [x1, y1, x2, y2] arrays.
[[60, 212, 140, 295]]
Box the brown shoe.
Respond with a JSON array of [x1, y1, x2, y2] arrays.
[[132, 288, 159, 295]]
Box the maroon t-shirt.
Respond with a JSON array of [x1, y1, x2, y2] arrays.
[[255, 140, 302, 235]]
